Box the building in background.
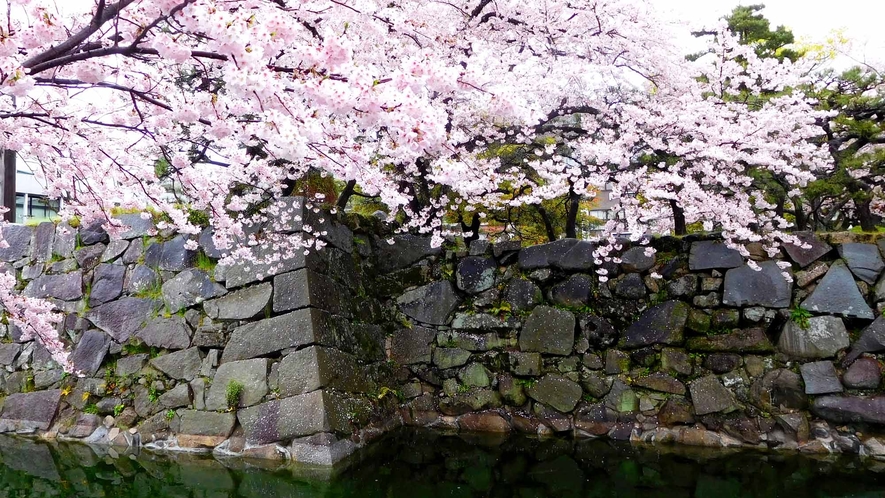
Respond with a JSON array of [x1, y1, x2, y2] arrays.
[[7, 154, 60, 225]]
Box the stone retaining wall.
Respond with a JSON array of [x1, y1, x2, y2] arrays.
[[3, 200, 885, 464]]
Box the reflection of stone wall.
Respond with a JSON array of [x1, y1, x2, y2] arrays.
[[4, 202, 885, 464]]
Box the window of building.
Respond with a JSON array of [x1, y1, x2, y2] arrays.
[[15, 194, 60, 224]]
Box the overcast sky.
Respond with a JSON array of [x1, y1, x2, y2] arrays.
[[658, 0, 885, 67]]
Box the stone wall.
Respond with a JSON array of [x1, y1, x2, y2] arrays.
[[3, 201, 885, 464]]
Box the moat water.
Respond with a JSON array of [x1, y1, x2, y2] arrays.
[[2, 429, 884, 497]]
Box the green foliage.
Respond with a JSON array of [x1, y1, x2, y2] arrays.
[[226, 381, 244, 409], [114, 404, 125, 417], [488, 301, 512, 317], [165, 409, 175, 420], [515, 378, 537, 389], [195, 251, 216, 274], [83, 404, 99, 415], [134, 277, 163, 300], [790, 307, 812, 330], [148, 387, 160, 404]]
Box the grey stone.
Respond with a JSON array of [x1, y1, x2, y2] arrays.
[[703, 353, 741, 374], [604, 379, 638, 413], [221, 308, 342, 362], [620, 246, 656, 273], [115, 213, 155, 239], [397, 281, 460, 325], [374, 234, 443, 272], [800, 361, 843, 395], [468, 239, 490, 256], [69, 329, 110, 376], [839, 243, 885, 284], [128, 264, 159, 294], [137, 315, 191, 350], [204, 282, 271, 320], [450, 313, 517, 332], [149, 348, 201, 380], [67, 413, 102, 438], [509, 351, 541, 376], [526, 374, 582, 413], [277, 347, 369, 398], [86, 297, 160, 343], [162, 269, 226, 313], [579, 315, 618, 350], [689, 375, 737, 415], [273, 269, 341, 314], [722, 261, 792, 308], [23, 272, 83, 301], [633, 372, 686, 395], [685, 327, 774, 353], [20, 264, 42, 281], [198, 227, 224, 259], [116, 354, 147, 377], [78, 219, 109, 245], [220, 244, 323, 288], [459, 363, 491, 387], [456, 256, 495, 294], [159, 384, 191, 409], [121, 240, 143, 265], [778, 316, 849, 359], [30, 222, 55, 262], [845, 316, 885, 365], [749, 369, 807, 414], [688, 241, 743, 270], [843, 357, 881, 390], [550, 274, 593, 307], [74, 244, 105, 271], [389, 326, 436, 364], [205, 358, 269, 410], [800, 261, 874, 319], [812, 395, 885, 425], [623, 300, 688, 348], [0, 343, 21, 366], [666, 275, 697, 297], [0, 390, 61, 432], [290, 435, 359, 465], [157, 235, 197, 271], [504, 279, 542, 312], [519, 306, 575, 356], [519, 239, 594, 271], [0, 225, 31, 262], [783, 232, 832, 268], [101, 239, 129, 263], [433, 347, 472, 369], [238, 390, 358, 444], [89, 263, 125, 306], [52, 223, 76, 259], [178, 410, 236, 437], [614, 273, 646, 299]]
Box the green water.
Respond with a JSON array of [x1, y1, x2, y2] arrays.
[[1, 430, 884, 497]]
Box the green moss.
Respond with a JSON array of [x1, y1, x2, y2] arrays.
[[226, 380, 244, 409]]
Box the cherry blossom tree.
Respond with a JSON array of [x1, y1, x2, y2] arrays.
[[0, 0, 831, 369]]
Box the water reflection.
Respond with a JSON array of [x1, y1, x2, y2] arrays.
[[0, 430, 884, 497]]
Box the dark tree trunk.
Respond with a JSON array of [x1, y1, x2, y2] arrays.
[[336, 180, 357, 209], [857, 198, 878, 232], [535, 205, 557, 242], [460, 213, 481, 244], [565, 189, 581, 239], [791, 196, 807, 231], [670, 198, 686, 236]]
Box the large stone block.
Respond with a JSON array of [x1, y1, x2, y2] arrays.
[[150, 348, 202, 380], [114, 213, 155, 239], [23, 272, 83, 301], [0, 390, 62, 432], [504, 278, 542, 312], [623, 300, 688, 348], [620, 246, 656, 273], [86, 297, 161, 343], [839, 243, 885, 284], [800, 261, 874, 319], [52, 223, 76, 258], [550, 274, 593, 308], [686, 328, 774, 353], [783, 232, 831, 268], [277, 346, 370, 397], [526, 374, 582, 413], [688, 241, 743, 271], [0, 225, 32, 262], [69, 329, 110, 376], [89, 263, 125, 306], [221, 308, 340, 362], [812, 395, 885, 425], [456, 256, 495, 294], [156, 234, 198, 271], [374, 234, 442, 273], [845, 316, 885, 365], [238, 390, 359, 444], [397, 281, 460, 326], [722, 261, 791, 308], [273, 269, 342, 314], [204, 358, 269, 410], [178, 410, 236, 437], [518, 239, 594, 271], [137, 315, 192, 350], [30, 222, 55, 262], [689, 375, 737, 415], [219, 244, 324, 288], [778, 316, 849, 359], [519, 306, 575, 356], [800, 361, 843, 395], [389, 326, 436, 364], [204, 282, 272, 320], [162, 269, 226, 313]]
